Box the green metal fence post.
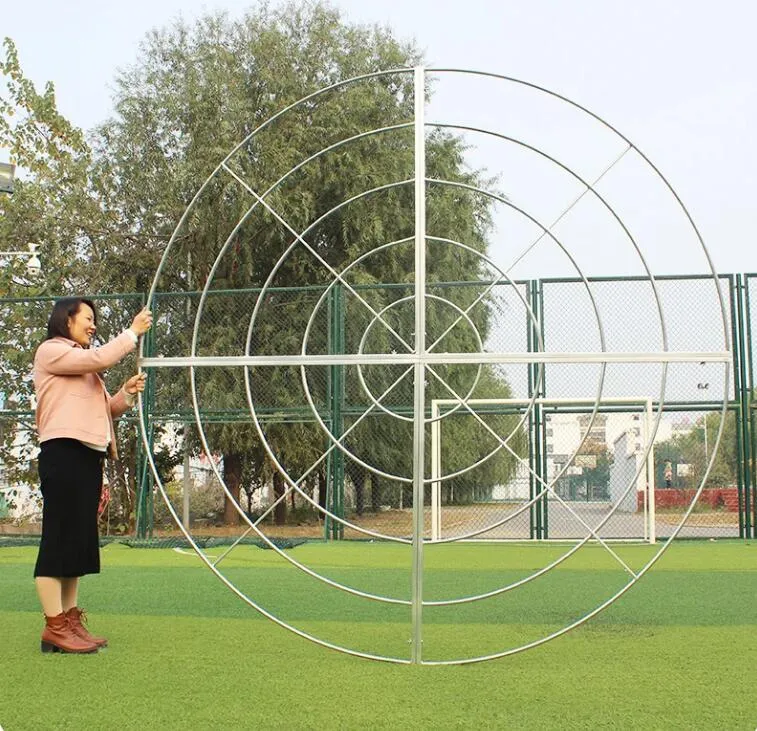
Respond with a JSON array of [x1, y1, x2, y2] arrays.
[[323, 450, 333, 540], [730, 275, 747, 538], [135, 302, 156, 539], [534, 402, 543, 539], [537, 278, 548, 538], [526, 281, 536, 539], [527, 279, 546, 538], [324, 288, 334, 541], [327, 284, 345, 540], [746, 276, 757, 538], [736, 275, 753, 537]]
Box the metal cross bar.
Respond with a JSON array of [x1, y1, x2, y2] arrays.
[[140, 350, 731, 368]]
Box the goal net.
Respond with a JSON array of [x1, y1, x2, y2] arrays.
[[429, 398, 656, 543]]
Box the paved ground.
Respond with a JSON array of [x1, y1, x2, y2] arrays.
[[3, 500, 739, 543], [431, 502, 739, 540], [146, 502, 741, 541]]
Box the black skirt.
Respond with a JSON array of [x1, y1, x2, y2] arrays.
[[34, 438, 104, 578]]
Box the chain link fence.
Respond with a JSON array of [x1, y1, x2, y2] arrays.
[[1, 274, 752, 542], [0, 293, 146, 535], [534, 276, 739, 540]]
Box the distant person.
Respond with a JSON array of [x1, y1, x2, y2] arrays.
[[33, 297, 152, 653], [664, 460, 673, 488]]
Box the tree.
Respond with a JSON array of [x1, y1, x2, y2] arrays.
[[0, 37, 179, 526], [88, 3, 520, 526], [2, 3, 522, 530], [655, 412, 737, 489], [0, 36, 99, 510]]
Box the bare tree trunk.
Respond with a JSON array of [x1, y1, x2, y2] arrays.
[[240, 487, 252, 518], [273, 471, 287, 525], [370, 474, 380, 513], [124, 462, 136, 533], [223, 452, 242, 526], [318, 468, 328, 514], [349, 464, 365, 516]]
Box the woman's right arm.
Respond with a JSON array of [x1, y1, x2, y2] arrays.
[[38, 332, 137, 375], [37, 308, 152, 375]]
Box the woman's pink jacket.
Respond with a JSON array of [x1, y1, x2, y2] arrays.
[[34, 331, 136, 458]]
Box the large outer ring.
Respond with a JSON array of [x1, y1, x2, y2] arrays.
[[138, 67, 731, 664]]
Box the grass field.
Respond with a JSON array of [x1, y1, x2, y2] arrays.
[[2, 539, 757, 730]]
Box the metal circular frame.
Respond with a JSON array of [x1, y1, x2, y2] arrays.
[[138, 66, 731, 664], [301, 241, 486, 424]]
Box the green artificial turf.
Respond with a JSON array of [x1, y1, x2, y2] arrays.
[[1, 540, 756, 730]]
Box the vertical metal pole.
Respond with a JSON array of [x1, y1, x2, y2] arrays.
[[529, 280, 547, 539], [536, 279, 547, 538], [327, 284, 345, 540], [334, 282, 345, 540], [325, 288, 334, 540], [744, 274, 757, 538], [735, 404, 746, 539], [134, 292, 147, 539], [411, 66, 426, 664], [645, 399, 656, 544], [752, 408, 756, 539], [534, 402, 543, 539], [182, 423, 191, 529], [323, 450, 332, 540], [145, 318, 156, 539], [731, 275, 747, 538], [526, 281, 536, 539], [736, 275, 752, 537], [752, 406, 756, 540], [431, 401, 440, 541], [182, 261, 193, 532], [336, 284, 345, 539], [136, 295, 156, 539], [539, 405, 548, 538]]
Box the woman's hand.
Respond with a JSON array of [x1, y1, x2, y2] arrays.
[[130, 307, 153, 336], [123, 372, 147, 395]]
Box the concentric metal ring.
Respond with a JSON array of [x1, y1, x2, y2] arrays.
[[138, 66, 731, 664]]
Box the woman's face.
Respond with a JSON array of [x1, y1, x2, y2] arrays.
[[67, 303, 96, 348]]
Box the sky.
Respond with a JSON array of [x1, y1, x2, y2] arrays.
[[4, 0, 757, 280], [2, 1, 745, 505]]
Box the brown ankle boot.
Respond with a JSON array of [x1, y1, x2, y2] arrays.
[[41, 612, 99, 654], [65, 607, 108, 648]]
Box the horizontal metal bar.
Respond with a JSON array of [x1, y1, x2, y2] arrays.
[[139, 351, 731, 368], [539, 274, 732, 284], [0, 399, 738, 422], [432, 397, 652, 405], [113, 399, 740, 424]]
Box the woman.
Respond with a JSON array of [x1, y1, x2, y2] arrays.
[[33, 297, 152, 653]]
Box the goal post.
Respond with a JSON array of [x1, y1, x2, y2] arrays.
[[430, 397, 656, 543]]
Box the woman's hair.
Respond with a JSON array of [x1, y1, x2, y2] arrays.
[[46, 297, 98, 340]]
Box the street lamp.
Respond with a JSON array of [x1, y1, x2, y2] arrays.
[[0, 162, 15, 194], [0, 243, 42, 277]]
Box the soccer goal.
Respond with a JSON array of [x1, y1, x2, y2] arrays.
[[429, 397, 657, 543]]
